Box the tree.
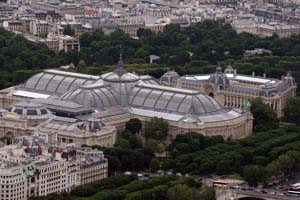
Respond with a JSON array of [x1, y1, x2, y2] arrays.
[[125, 118, 142, 134], [80, 32, 92, 47], [286, 150, 300, 169], [127, 134, 143, 149], [70, 175, 137, 197], [137, 28, 153, 38], [134, 48, 149, 59], [284, 97, 300, 125], [12, 70, 40, 85], [277, 154, 295, 176], [145, 139, 165, 153], [196, 186, 216, 200], [30, 193, 73, 200], [78, 59, 86, 68], [173, 143, 191, 154], [150, 158, 160, 171], [120, 130, 143, 149], [250, 98, 279, 132], [115, 138, 131, 149], [107, 156, 122, 173], [167, 184, 215, 200], [266, 161, 281, 178], [167, 184, 195, 200], [253, 156, 268, 166], [63, 25, 75, 36], [0, 136, 12, 145], [144, 117, 168, 141], [243, 165, 267, 187]]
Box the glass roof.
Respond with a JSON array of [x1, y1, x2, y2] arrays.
[[18, 69, 239, 122], [21, 69, 160, 96], [22, 70, 100, 94], [60, 85, 118, 108], [102, 71, 140, 82], [8, 101, 51, 117], [129, 84, 222, 115]]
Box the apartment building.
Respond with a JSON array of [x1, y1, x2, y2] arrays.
[[77, 149, 108, 185], [0, 137, 108, 200], [5, 20, 24, 32], [58, 35, 80, 52], [232, 19, 300, 38], [0, 6, 14, 17], [0, 162, 27, 200], [35, 11, 62, 23], [29, 20, 48, 36]]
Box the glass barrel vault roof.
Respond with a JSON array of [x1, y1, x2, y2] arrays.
[[129, 84, 222, 115], [21, 70, 100, 95], [60, 84, 118, 108]]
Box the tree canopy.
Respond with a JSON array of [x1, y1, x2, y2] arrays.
[[284, 97, 300, 125], [0, 28, 60, 88], [63, 25, 75, 36], [1, 20, 300, 91], [161, 125, 300, 185], [125, 118, 143, 134], [30, 175, 212, 200], [243, 165, 267, 187], [250, 98, 279, 132], [144, 117, 169, 141], [67, 20, 300, 88]]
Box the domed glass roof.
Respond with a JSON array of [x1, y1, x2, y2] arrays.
[[8, 101, 51, 116], [102, 71, 139, 82], [60, 83, 118, 108], [129, 83, 222, 115], [52, 56, 238, 123], [21, 69, 99, 95], [102, 54, 139, 83], [163, 70, 179, 77]]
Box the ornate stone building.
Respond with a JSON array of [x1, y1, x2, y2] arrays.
[[0, 101, 117, 147], [0, 57, 253, 143], [160, 65, 297, 118]]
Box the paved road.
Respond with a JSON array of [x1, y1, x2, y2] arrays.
[[135, 171, 300, 200], [217, 187, 300, 200]]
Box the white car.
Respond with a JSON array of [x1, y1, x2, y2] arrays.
[[269, 191, 276, 195]]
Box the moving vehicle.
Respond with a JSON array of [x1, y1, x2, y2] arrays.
[[288, 183, 300, 196]]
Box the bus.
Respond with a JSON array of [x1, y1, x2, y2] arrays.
[[288, 183, 300, 197], [213, 180, 229, 188], [213, 179, 244, 188]]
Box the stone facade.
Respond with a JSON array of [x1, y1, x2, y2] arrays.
[[0, 60, 253, 141], [0, 102, 117, 148], [58, 35, 80, 52], [0, 163, 27, 200], [29, 20, 48, 36], [160, 66, 297, 118], [0, 141, 108, 200]]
